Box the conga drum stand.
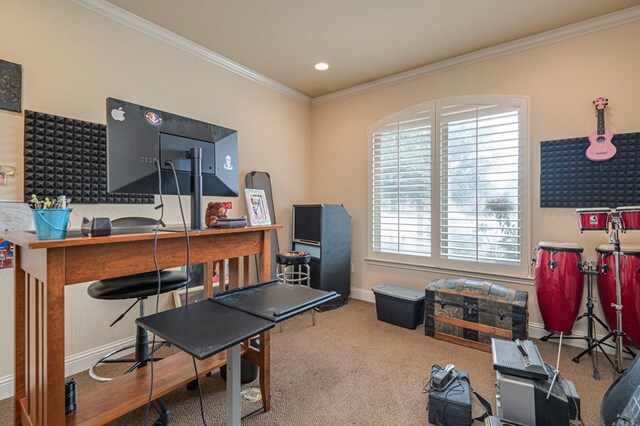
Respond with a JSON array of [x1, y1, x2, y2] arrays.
[[572, 218, 639, 373], [568, 263, 610, 379]]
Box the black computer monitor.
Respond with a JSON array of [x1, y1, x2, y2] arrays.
[[106, 97, 238, 228]]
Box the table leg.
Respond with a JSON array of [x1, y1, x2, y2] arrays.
[[259, 231, 270, 283], [14, 246, 26, 426], [203, 261, 214, 298], [226, 344, 241, 426], [45, 248, 66, 425], [20, 247, 65, 425], [259, 330, 271, 412]]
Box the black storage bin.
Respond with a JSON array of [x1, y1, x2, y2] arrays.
[[372, 284, 425, 329]]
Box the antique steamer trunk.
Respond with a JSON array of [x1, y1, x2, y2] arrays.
[[425, 278, 528, 352]]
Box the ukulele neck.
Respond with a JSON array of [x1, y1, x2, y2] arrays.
[[597, 108, 605, 135]]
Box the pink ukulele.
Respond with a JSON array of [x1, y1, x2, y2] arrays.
[[586, 97, 615, 161]]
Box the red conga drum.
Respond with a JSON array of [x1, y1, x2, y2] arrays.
[[617, 206, 640, 230], [576, 208, 611, 232], [596, 245, 640, 345], [534, 242, 584, 334]]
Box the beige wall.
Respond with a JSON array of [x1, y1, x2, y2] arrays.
[[310, 21, 640, 330], [0, 0, 311, 379]]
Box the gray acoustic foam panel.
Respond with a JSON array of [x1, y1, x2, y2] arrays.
[[24, 110, 154, 204], [540, 132, 640, 208]]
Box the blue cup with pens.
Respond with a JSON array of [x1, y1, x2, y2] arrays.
[[30, 195, 72, 240]]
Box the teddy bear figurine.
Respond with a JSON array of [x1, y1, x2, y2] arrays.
[[205, 201, 228, 227]]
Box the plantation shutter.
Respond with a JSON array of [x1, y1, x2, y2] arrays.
[[371, 108, 432, 257], [439, 102, 522, 265]]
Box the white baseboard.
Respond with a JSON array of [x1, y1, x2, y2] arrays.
[[349, 287, 376, 304], [0, 336, 135, 401], [0, 374, 13, 401]]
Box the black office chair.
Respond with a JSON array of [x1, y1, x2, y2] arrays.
[[87, 217, 190, 426]]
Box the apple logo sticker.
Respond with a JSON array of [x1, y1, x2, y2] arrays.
[[111, 107, 125, 121]]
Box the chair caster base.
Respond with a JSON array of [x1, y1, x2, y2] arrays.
[[155, 417, 169, 426], [152, 398, 170, 425]]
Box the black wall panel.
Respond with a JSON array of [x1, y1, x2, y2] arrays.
[[24, 110, 154, 204], [540, 132, 640, 208]]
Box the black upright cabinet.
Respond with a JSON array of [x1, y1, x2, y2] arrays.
[[292, 204, 352, 310]]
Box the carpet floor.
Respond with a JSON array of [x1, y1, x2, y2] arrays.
[[0, 299, 623, 425]]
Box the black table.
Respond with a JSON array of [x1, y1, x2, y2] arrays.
[[137, 281, 339, 426]]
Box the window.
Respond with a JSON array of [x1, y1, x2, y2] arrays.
[[369, 96, 528, 274], [371, 106, 432, 257]]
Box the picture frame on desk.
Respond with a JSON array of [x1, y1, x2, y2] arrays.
[[244, 188, 271, 226]]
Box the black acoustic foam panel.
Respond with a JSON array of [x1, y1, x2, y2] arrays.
[[24, 110, 154, 204], [540, 132, 640, 208]]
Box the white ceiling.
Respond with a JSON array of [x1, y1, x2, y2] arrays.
[[105, 0, 640, 98]]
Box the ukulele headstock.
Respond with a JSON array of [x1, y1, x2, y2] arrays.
[[593, 97, 608, 110]]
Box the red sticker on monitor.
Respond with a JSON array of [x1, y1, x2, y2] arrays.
[[144, 111, 163, 126], [223, 201, 232, 210]]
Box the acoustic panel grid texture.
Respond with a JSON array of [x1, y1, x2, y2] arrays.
[[540, 132, 640, 208], [24, 110, 154, 204]]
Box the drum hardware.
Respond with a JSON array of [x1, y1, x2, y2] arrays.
[[565, 262, 610, 380], [571, 212, 639, 374], [540, 261, 610, 379]]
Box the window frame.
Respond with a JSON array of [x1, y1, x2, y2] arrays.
[[367, 95, 530, 278]]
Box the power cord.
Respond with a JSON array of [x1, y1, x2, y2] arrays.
[[143, 158, 166, 425], [165, 161, 191, 305], [167, 160, 208, 426]]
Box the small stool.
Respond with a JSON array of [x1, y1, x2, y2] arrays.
[[276, 251, 315, 327]]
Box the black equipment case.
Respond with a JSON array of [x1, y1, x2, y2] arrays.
[[428, 367, 473, 426], [425, 279, 529, 352]]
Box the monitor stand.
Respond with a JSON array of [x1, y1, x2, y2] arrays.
[[189, 146, 203, 230], [188, 146, 206, 287]]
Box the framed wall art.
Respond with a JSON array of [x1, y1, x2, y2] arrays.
[[0, 59, 22, 112]]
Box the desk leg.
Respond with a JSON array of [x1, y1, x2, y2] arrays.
[[259, 231, 271, 282], [20, 247, 65, 425], [203, 261, 214, 298], [259, 330, 271, 412], [14, 246, 26, 426], [226, 344, 241, 426], [45, 248, 66, 425]]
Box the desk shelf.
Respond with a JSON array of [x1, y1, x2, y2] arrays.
[[63, 349, 245, 425]]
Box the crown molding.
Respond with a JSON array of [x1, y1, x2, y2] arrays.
[[70, 0, 311, 105], [312, 5, 640, 106]]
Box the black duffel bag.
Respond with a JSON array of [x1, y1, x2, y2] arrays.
[[427, 365, 492, 426]]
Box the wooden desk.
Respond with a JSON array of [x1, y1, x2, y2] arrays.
[[2, 225, 281, 426]]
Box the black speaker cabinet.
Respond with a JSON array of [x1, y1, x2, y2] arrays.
[[292, 204, 351, 310]]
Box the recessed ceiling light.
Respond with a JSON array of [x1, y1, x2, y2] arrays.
[[314, 62, 329, 71]]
